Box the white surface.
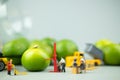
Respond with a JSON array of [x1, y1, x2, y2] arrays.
[[0, 66, 120, 80]]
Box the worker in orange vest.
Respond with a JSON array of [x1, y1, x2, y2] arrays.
[[7, 59, 13, 75]]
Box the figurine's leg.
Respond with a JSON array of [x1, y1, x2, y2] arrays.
[[8, 71, 11, 75], [64, 67, 66, 72]]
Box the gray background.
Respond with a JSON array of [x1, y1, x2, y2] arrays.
[[0, 0, 120, 51]]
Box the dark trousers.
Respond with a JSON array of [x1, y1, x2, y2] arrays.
[[8, 71, 11, 75], [61, 63, 66, 72], [58, 66, 61, 72]]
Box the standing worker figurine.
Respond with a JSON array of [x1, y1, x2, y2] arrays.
[[72, 58, 79, 74], [79, 52, 86, 73], [73, 58, 77, 67], [80, 58, 86, 73], [59, 58, 66, 72], [7, 59, 13, 75]]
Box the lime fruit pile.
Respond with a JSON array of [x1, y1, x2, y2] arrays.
[[2, 37, 79, 71]]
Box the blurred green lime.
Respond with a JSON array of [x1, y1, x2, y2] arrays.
[[103, 44, 120, 65], [7, 57, 21, 65], [95, 39, 113, 50], [95, 39, 120, 65], [56, 39, 78, 60], [30, 40, 53, 57], [41, 37, 56, 49], [2, 37, 29, 57]]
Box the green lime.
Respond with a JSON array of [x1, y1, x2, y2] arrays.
[[30, 40, 53, 57], [7, 57, 21, 65], [56, 39, 78, 60], [103, 44, 120, 65], [2, 37, 29, 57], [95, 39, 113, 50], [41, 37, 56, 49], [95, 39, 120, 65], [21, 46, 50, 71]]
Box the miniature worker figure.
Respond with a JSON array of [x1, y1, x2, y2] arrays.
[[73, 58, 77, 67], [57, 62, 61, 72], [59, 58, 66, 72], [80, 58, 86, 73], [72, 58, 79, 74], [7, 59, 13, 75]]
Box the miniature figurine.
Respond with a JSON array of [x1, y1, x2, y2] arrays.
[[73, 58, 77, 67], [72, 58, 79, 74], [59, 58, 66, 72], [79, 58, 86, 73], [7, 59, 13, 75], [57, 62, 61, 72]]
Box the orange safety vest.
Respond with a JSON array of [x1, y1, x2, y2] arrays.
[[7, 61, 12, 71]]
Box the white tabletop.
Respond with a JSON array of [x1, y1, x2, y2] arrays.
[[0, 65, 120, 80]]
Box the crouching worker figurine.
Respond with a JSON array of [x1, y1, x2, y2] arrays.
[[57, 62, 61, 72], [7, 59, 13, 75]]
